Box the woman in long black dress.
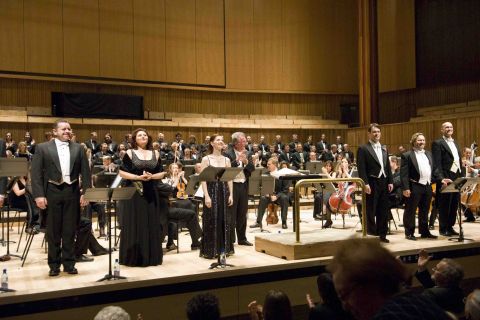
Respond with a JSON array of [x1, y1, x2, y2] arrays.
[[199, 135, 234, 259], [118, 128, 167, 266]]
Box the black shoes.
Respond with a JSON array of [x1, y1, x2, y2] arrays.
[[379, 237, 390, 243], [238, 240, 253, 246], [166, 243, 177, 251], [322, 220, 333, 228], [448, 228, 459, 236], [49, 268, 60, 277], [420, 233, 438, 239], [64, 267, 78, 275], [93, 249, 109, 256], [405, 235, 417, 241], [75, 255, 94, 262], [281, 223, 288, 229], [249, 222, 262, 228], [440, 230, 452, 236], [191, 243, 200, 250]]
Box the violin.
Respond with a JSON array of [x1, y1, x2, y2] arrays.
[[176, 180, 188, 199], [266, 203, 279, 225]]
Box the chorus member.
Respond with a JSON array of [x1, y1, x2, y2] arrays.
[[118, 128, 167, 266], [14, 141, 33, 161], [157, 132, 166, 145], [330, 144, 339, 160], [103, 132, 117, 155], [279, 144, 292, 166], [303, 135, 314, 153], [122, 133, 133, 150], [259, 135, 269, 153], [289, 134, 301, 151], [167, 142, 183, 163], [24, 131, 36, 154], [5, 132, 17, 153], [291, 144, 308, 170], [316, 133, 329, 153], [84, 131, 100, 154], [313, 161, 335, 221], [200, 135, 234, 258], [401, 133, 437, 240], [319, 146, 334, 162], [174, 132, 186, 152], [226, 132, 255, 246], [357, 123, 393, 243], [246, 135, 254, 153], [31, 119, 91, 276], [335, 136, 344, 152], [397, 145, 406, 157], [432, 122, 464, 236], [274, 135, 284, 152], [250, 158, 291, 229], [343, 144, 354, 163]]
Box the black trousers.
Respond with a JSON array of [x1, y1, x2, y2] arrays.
[[86, 202, 106, 229], [167, 207, 202, 246], [436, 186, 460, 232], [74, 217, 106, 256], [256, 193, 289, 224], [403, 183, 432, 236], [231, 182, 249, 243], [46, 183, 80, 270], [366, 177, 389, 237]]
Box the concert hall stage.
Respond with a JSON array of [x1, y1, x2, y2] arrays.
[[1, 209, 480, 320]]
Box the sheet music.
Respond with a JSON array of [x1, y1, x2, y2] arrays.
[[110, 174, 123, 189], [270, 167, 304, 179], [194, 186, 204, 198]]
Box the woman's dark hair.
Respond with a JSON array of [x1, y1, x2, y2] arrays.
[[208, 134, 220, 155], [186, 292, 220, 320], [324, 160, 334, 171], [131, 128, 153, 150], [316, 273, 342, 306], [263, 290, 292, 320]]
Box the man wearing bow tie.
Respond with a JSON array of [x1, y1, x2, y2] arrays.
[[401, 133, 438, 240], [31, 119, 91, 277], [357, 123, 393, 243], [432, 122, 465, 236]]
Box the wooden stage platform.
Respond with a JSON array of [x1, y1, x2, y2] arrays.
[[1, 208, 480, 319]]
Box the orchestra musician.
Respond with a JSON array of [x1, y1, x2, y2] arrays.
[[400, 133, 438, 240], [250, 157, 291, 229], [432, 122, 464, 236], [313, 161, 335, 222]]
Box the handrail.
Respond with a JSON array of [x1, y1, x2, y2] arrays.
[[294, 177, 367, 243]]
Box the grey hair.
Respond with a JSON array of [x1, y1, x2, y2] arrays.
[[466, 289, 480, 320], [94, 306, 131, 320], [440, 258, 464, 287], [231, 132, 245, 145]]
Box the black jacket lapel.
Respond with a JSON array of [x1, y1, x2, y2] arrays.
[[47, 141, 62, 174]]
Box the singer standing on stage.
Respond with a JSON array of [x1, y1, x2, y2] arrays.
[[357, 123, 393, 243], [432, 122, 464, 236], [226, 132, 255, 246], [31, 119, 91, 276]]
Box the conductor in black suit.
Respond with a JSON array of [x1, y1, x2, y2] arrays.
[[226, 132, 255, 246], [400, 133, 437, 240], [31, 119, 91, 276], [431, 122, 464, 236], [356, 123, 393, 243]]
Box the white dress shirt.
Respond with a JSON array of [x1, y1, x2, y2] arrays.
[[443, 136, 460, 173], [370, 141, 386, 178], [414, 149, 431, 185], [55, 138, 71, 184], [233, 149, 246, 183]]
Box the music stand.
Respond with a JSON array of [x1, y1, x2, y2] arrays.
[[306, 161, 323, 174], [198, 166, 242, 269], [183, 165, 195, 180], [249, 174, 275, 233], [441, 177, 475, 242], [0, 158, 28, 264], [84, 187, 136, 281]]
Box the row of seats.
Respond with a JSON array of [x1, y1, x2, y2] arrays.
[[410, 100, 480, 122]]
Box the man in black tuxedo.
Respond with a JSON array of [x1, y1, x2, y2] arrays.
[[226, 132, 255, 246], [400, 133, 437, 240], [258, 135, 269, 154], [273, 135, 284, 152], [0, 139, 7, 208], [104, 132, 117, 155], [432, 122, 464, 236], [342, 144, 355, 163], [278, 144, 292, 166], [288, 134, 301, 151], [291, 143, 308, 170], [316, 133, 329, 153], [31, 119, 91, 276], [357, 123, 393, 243], [249, 157, 291, 229], [84, 131, 100, 154], [303, 135, 314, 153]]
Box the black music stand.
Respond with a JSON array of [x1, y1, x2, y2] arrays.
[[313, 178, 336, 228], [84, 187, 136, 281], [249, 174, 275, 233], [305, 161, 323, 174], [198, 166, 242, 269], [442, 177, 477, 242], [0, 158, 28, 263]]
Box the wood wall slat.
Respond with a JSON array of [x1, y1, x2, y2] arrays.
[[133, 0, 167, 82], [196, 0, 225, 86], [24, 0, 63, 74], [99, 0, 134, 79], [63, 0, 100, 77], [0, 0, 24, 72]]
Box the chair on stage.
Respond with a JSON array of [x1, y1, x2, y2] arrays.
[[19, 193, 46, 267]]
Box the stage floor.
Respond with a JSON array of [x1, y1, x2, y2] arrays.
[[1, 206, 480, 315]]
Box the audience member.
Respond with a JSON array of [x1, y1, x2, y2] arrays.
[[186, 292, 221, 320], [248, 289, 292, 320], [94, 306, 130, 320], [465, 289, 480, 320]]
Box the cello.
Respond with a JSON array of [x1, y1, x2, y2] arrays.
[[328, 160, 356, 227]]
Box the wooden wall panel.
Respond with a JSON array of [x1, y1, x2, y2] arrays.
[[63, 0, 100, 77], [253, 0, 283, 90], [133, 0, 167, 82], [0, 0, 24, 72], [24, 0, 64, 74], [377, 0, 416, 93], [165, 0, 196, 84], [225, 0, 254, 89], [99, 0, 134, 79], [196, 0, 225, 86]]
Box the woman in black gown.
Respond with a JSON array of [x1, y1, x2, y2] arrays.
[[199, 135, 234, 259], [118, 128, 167, 266]]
